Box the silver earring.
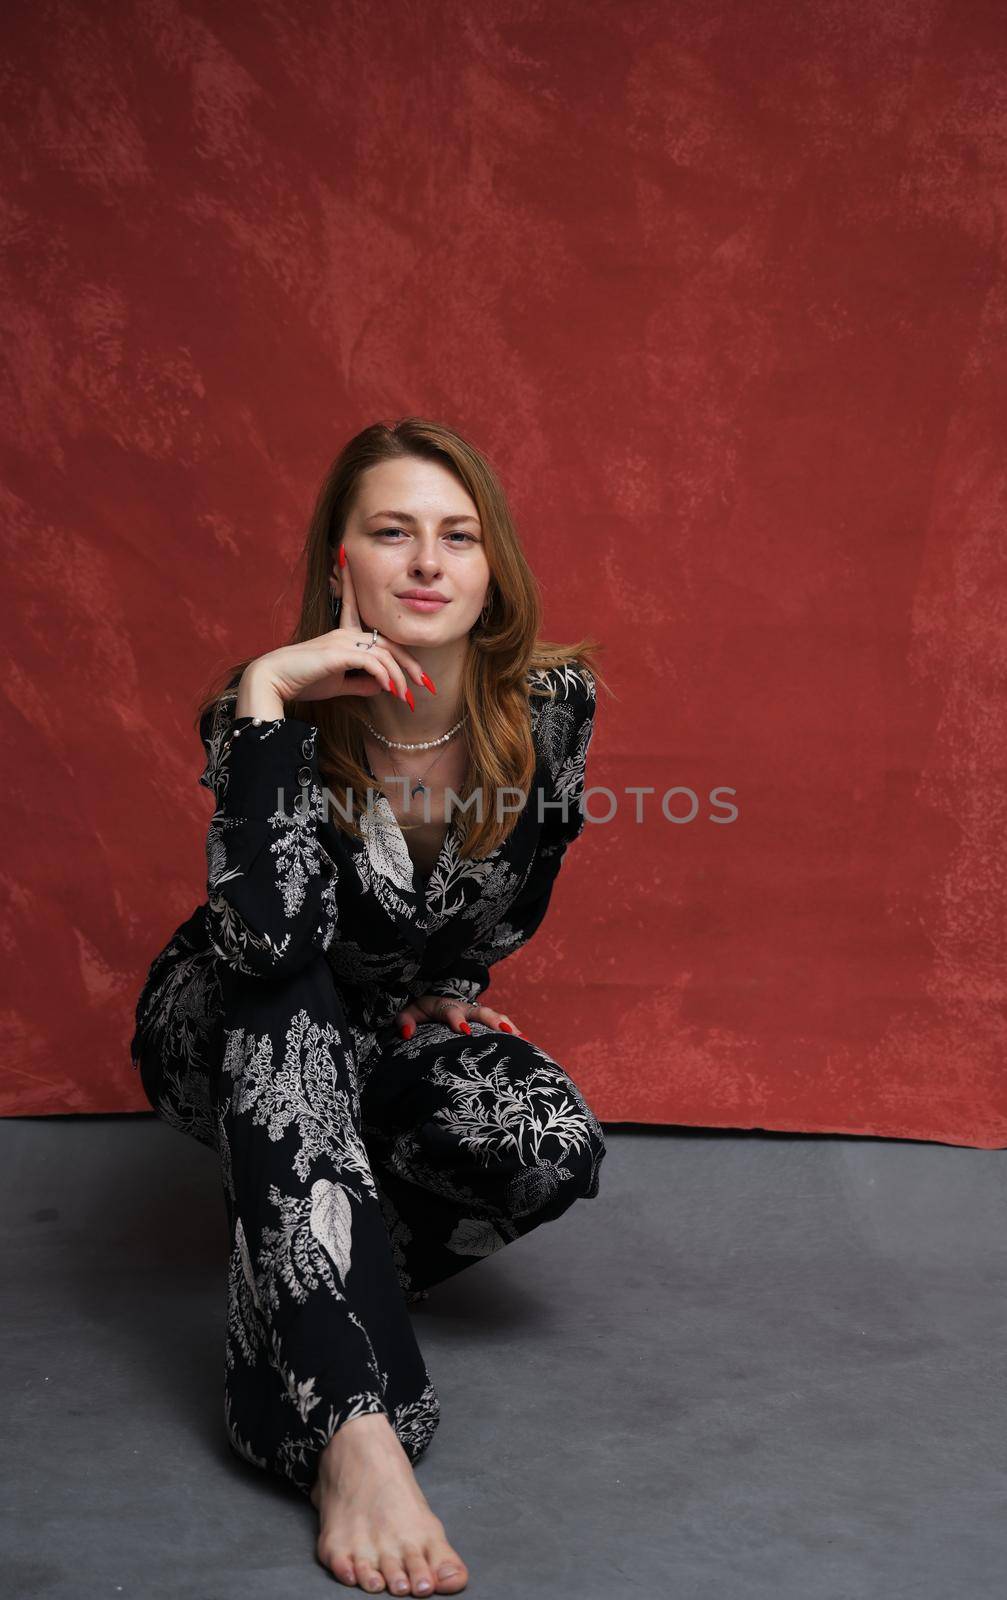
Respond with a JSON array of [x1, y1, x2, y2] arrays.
[[329, 589, 342, 624]]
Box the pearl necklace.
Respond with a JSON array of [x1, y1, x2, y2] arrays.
[[363, 714, 467, 751]]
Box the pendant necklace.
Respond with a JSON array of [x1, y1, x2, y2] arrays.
[[363, 716, 465, 810]]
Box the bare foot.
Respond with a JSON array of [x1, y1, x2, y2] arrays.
[[310, 1410, 469, 1595]]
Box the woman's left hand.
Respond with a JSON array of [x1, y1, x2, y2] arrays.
[[394, 993, 522, 1039]]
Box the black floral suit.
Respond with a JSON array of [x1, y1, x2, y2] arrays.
[[130, 662, 606, 1495]]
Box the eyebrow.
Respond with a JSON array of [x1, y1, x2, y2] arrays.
[[365, 509, 481, 528]]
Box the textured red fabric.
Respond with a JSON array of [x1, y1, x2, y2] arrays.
[[2, 3, 1004, 1144]]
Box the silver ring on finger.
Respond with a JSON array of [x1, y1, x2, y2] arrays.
[[432, 997, 473, 1021], [354, 627, 380, 650]]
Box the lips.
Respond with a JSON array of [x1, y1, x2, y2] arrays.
[[396, 592, 450, 612]]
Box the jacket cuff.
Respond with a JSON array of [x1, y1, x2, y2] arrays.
[[221, 715, 322, 818]]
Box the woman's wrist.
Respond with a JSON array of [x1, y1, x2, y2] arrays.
[[235, 661, 286, 721]]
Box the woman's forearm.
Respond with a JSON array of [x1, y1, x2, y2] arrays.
[[235, 661, 286, 720]]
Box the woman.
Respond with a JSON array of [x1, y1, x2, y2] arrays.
[[129, 418, 608, 1596]]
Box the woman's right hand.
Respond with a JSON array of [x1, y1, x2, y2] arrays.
[[242, 542, 436, 711]]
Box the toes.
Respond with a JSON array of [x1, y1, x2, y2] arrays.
[[427, 1541, 468, 1592], [403, 1551, 436, 1594], [316, 1542, 357, 1586], [380, 1558, 411, 1596], [355, 1558, 387, 1593]]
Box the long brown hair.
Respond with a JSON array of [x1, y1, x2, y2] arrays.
[[195, 417, 611, 857]]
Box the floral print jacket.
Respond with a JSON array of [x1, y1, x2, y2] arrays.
[[132, 661, 597, 1078]]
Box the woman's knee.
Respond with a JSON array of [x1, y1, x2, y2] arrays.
[[566, 1121, 607, 1200], [526, 1128, 606, 1213], [134, 987, 220, 1150], [137, 1032, 218, 1151], [420, 1024, 607, 1210]]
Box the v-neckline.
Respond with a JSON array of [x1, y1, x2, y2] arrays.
[[363, 751, 458, 899]]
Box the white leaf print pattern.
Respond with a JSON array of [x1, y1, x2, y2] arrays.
[[153, 1064, 216, 1150], [420, 830, 501, 931], [552, 712, 593, 819], [208, 889, 294, 974], [217, 1111, 236, 1205], [221, 1008, 374, 1190], [224, 1390, 268, 1470], [390, 1379, 442, 1462], [201, 712, 340, 976], [252, 1183, 356, 1311], [534, 697, 579, 783], [358, 798, 416, 896], [268, 784, 337, 920], [225, 1217, 265, 1370], [135, 940, 222, 1081], [386, 1126, 511, 1213], [452, 858, 534, 948], [427, 1040, 597, 1173], [412, 975, 484, 1007], [206, 819, 229, 888], [309, 1178, 354, 1281], [198, 690, 240, 799], [235, 1215, 261, 1307], [268, 1326, 324, 1422], [505, 1159, 566, 1216]]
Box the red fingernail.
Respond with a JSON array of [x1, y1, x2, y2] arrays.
[[499, 1021, 514, 1032], [387, 678, 397, 696], [399, 1020, 414, 1039], [405, 689, 415, 711], [420, 672, 436, 694], [338, 543, 346, 568], [458, 1021, 471, 1034]]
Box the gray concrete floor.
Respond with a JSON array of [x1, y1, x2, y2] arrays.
[[3, 1115, 1005, 1599]]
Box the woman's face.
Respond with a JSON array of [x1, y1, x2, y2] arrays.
[[333, 457, 491, 646]]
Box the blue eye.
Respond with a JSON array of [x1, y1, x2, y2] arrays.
[[374, 527, 476, 544]]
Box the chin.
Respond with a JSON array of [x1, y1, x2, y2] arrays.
[[390, 608, 456, 630]]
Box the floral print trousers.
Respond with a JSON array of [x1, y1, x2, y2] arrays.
[[136, 947, 607, 1498]]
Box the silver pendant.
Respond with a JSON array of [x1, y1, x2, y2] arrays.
[[411, 780, 427, 798]]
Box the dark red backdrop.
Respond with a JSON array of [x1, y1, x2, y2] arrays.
[[3, 1, 1005, 1145]]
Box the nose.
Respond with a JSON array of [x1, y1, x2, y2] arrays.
[[408, 536, 444, 575]]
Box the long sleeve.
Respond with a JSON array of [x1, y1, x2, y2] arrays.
[[413, 664, 596, 1006], [199, 685, 339, 979]]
